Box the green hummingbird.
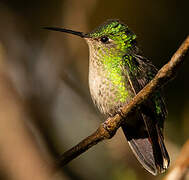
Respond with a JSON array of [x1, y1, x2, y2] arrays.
[[44, 19, 170, 175]]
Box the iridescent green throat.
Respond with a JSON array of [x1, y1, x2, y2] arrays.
[[88, 20, 137, 103], [102, 53, 137, 103]]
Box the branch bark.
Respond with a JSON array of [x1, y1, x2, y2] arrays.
[[163, 140, 189, 180], [59, 36, 189, 167]]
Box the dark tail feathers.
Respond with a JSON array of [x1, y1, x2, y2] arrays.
[[122, 115, 170, 175]]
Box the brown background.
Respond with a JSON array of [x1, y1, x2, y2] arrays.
[[0, 0, 188, 179]]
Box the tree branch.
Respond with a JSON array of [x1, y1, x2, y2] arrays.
[[59, 36, 189, 166], [163, 140, 189, 180]]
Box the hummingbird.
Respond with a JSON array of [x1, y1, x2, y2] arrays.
[[44, 19, 170, 175]]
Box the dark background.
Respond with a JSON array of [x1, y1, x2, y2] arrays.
[[0, 0, 188, 179]]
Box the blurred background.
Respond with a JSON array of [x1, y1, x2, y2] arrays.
[[0, 0, 188, 179]]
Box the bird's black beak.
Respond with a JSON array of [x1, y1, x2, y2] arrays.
[[43, 27, 87, 38]]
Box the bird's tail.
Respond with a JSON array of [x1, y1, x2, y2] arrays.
[[121, 114, 170, 175]]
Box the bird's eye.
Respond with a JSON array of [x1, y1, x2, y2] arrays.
[[100, 36, 109, 43]]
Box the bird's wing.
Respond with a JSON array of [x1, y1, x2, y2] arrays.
[[121, 54, 169, 175], [123, 54, 167, 128]]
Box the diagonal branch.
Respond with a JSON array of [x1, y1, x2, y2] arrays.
[[58, 36, 189, 166], [163, 140, 189, 180]]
